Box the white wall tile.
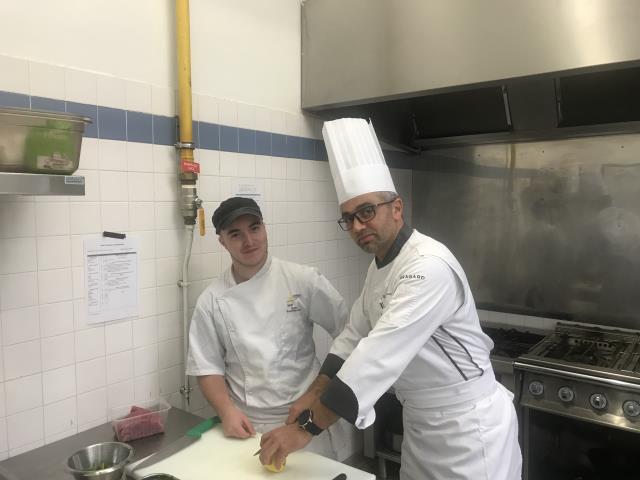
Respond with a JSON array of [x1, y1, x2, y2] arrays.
[[284, 112, 301, 136], [65, 68, 97, 104], [3, 340, 41, 380], [74, 262, 95, 299], [237, 102, 255, 130], [106, 350, 133, 385], [198, 175, 220, 202], [271, 156, 286, 179], [138, 288, 157, 318], [69, 203, 101, 234], [154, 174, 178, 201], [255, 156, 271, 178], [152, 145, 176, 174], [0, 417, 7, 454], [134, 344, 158, 377], [6, 408, 43, 450], [154, 203, 181, 230], [75, 169, 101, 203], [0, 201, 35, 239], [43, 397, 76, 438], [0, 238, 37, 274], [41, 333, 75, 371], [76, 388, 107, 426], [107, 380, 134, 408], [155, 257, 180, 287], [78, 137, 98, 171], [126, 141, 154, 173], [36, 236, 71, 271], [35, 203, 69, 236], [97, 74, 126, 109], [158, 312, 181, 341], [237, 154, 256, 177], [270, 110, 287, 135], [151, 85, 175, 117], [0, 55, 29, 94], [99, 171, 128, 201], [158, 365, 182, 396], [219, 152, 238, 177], [125, 80, 152, 113], [76, 357, 106, 394], [155, 230, 183, 259], [198, 95, 219, 124], [139, 259, 156, 289], [0, 272, 38, 310], [130, 202, 156, 232], [98, 139, 127, 171], [218, 98, 238, 127], [158, 338, 182, 369], [132, 315, 158, 348], [1, 306, 39, 345], [29, 62, 65, 99], [5, 374, 42, 415], [39, 301, 73, 338], [0, 383, 5, 417], [105, 321, 132, 355], [198, 149, 219, 176], [75, 327, 105, 361], [128, 172, 155, 201], [42, 365, 75, 404], [156, 285, 180, 314], [134, 373, 159, 402], [38, 268, 72, 304], [101, 202, 129, 232]]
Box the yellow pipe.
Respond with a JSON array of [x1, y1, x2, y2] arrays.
[[176, 0, 194, 163]]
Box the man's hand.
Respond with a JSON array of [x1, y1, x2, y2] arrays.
[[286, 391, 317, 425], [219, 407, 256, 438], [259, 424, 312, 470], [286, 375, 331, 424]]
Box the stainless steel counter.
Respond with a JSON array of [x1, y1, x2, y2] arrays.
[[0, 408, 204, 480]]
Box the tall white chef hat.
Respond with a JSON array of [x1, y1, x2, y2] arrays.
[[322, 118, 396, 205]]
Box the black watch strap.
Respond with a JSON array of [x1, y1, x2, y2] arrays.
[[297, 409, 323, 436]]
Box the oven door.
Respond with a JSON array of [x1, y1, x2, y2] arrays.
[[521, 406, 640, 479]]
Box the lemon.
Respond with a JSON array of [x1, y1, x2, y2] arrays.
[[263, 459, 286, 473]]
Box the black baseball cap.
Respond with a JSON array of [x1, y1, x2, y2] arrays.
[[212, 197, 263, 234]]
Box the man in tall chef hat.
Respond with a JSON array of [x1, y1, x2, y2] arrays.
[[259, 118, 522, 480]]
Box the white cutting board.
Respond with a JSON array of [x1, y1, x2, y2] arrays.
[[132, 426, 375, 480]]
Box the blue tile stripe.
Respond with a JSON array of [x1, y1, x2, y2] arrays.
[[0, 90, 410, 167]]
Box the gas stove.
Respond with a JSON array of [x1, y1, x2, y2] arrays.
[[515, 322, 640, 432]]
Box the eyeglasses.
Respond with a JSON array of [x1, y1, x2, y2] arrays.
[[337, 199, 396, 231]]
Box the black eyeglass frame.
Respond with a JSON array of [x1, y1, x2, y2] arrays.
[[337, 199, 396, 231]]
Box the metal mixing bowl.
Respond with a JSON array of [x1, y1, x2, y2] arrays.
[[65, 442, 134, 480], [140, 475, 181, 480]]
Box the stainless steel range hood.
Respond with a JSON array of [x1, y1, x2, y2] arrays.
[[302, 0, 640, 150]]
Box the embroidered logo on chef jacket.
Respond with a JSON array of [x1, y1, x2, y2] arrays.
[[399, 273, 425, 280], [286, 293, 302, 312], [378, 292, 392, 311]]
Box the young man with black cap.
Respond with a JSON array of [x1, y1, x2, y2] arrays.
[[259, 119, 521, 479], [186, 196, 348, 458]]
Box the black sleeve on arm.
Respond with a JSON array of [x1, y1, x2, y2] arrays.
[[319, 353, 345, 378], [320, 376, 359, 425]]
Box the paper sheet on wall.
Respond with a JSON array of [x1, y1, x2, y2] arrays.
[[231, 178, 264, 208], [84, 237, 138, 324]]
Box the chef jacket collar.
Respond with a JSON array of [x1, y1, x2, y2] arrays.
[[375, 224, 413, 269]]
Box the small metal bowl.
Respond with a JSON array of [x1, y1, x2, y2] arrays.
[[140, 475, 181, 480], [65, 441, 134, 480]]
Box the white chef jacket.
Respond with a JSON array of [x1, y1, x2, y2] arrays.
[[320, 226, 521, 480], [186, 255, 348, 425]]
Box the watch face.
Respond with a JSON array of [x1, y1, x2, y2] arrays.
[[298, 409, 312, 426]]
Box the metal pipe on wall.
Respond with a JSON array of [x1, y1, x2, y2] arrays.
[[175, 0, 201, 411]]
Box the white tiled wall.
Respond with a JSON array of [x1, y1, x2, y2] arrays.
[[0, 55, 413, 459]]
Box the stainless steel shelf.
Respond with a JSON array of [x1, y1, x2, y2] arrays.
[[0, 172, 85, 196]]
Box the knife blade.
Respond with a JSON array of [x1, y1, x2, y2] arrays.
[[133, 416, 221, 471]]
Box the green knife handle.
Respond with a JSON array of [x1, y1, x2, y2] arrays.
[[186, 416, 221, 438]]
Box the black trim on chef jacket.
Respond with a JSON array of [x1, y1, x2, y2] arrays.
[[320, 376, 359, 425], [432, 326, 484, 381], [375, 224, 413, 269], [319, 353, 345, 378]]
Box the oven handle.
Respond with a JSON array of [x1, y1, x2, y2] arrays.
[[514, 363, 640, 392]]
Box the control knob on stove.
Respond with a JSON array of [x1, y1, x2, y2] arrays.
[[623, 400, 640, 418], [558, 386, 575, 403], [589, 393, 607, 410], [528, 381, 544, 396]]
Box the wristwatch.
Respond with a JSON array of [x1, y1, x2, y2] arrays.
[[296, 409, 323, 436]]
